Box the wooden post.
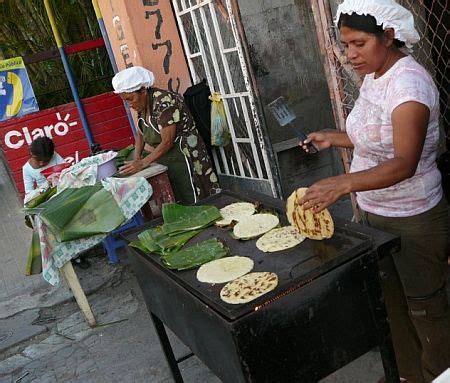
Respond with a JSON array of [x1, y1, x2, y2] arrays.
[[60, 261, 97, 327]]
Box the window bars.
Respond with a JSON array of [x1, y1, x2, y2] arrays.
[[172, 0, 278, 197]]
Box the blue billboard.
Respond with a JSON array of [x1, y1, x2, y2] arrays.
[[0, 57, 39, 121]]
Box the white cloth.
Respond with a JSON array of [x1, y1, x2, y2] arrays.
[[57, 151, 117, 192], [22, 152, 65, 195], [112, 66, 155, 93], [346, 56, 442, 217], [335, 0, 420, 50]]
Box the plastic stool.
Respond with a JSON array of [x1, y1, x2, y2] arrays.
[[102, 211, 144, 264]]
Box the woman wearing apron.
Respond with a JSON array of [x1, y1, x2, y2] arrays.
[[112, 66, 220, 204]]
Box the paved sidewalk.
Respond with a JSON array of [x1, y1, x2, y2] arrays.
[[0, 158, 48, 302], [0, 156, 448, 383], [0, 255, 387, 383], [0, 157, 386, 382]]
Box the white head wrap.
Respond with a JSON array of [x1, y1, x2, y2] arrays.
[[335, 0, 420, 50], [112, 66, 155, 94]]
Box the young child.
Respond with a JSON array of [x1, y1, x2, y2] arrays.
[[22, 136, 91, 269], [22, 136, 64, 197]]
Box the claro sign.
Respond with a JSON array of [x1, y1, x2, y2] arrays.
[[0, 91, 133, 196], [4, 112, 77, 149]]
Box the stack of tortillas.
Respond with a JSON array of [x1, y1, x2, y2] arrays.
[[286, 188, 334, 240], [197, 256, 254, 284], [215, 202, 256, 227], [220, 272, 278, 304], [256, 226, 306, 252], [233, 213, 279, 239]]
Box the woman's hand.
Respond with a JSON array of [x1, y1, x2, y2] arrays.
[[300, 132, 332, 153], [144, 143, 155, 153], [119, 159, 146, 175], [298, 175, 350, 213]]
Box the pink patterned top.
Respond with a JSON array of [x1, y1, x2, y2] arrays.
[[346, 55, 442, 217]]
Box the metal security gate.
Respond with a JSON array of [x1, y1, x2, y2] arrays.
[[311, 0, 449, 221], [172, 0, 280, 197]]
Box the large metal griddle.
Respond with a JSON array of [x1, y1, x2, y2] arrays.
[[124, 192, 375, 320], [123, 190, 400, 382]]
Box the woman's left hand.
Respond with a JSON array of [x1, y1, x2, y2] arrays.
[[298, 176, 349, 213], [119, 159, 145, 175]]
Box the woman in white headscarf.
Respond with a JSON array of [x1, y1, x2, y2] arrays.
[[112, 66, 220, 204], [299, 1, 449, 381]]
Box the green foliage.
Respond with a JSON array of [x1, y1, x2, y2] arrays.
[[0, 0, 114, 109]]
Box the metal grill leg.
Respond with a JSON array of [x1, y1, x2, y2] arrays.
[[379, 336, 400, 383], [364, 254, 400, 383], [150, 312, 184, 383]]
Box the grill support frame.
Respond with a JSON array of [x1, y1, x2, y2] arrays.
[[123, 191, 400, 382]]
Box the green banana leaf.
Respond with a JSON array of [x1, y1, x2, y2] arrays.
[[25, 186, 57, 209], [25, 229, 42, 276], [38, 185, 125, 242], [156, 230, 201, 254], [38, 185, 102, 232], [161, 203, 221, 235], [59, 188, 125, 242], [115, 145, 134, 168], [135, 226, 201, 256], [128, 240, 149, 254], [137, 227, 162, 253], [162, 238, 229, 270], [129, 203, 221, 260]]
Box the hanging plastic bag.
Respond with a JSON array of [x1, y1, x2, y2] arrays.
[[209, 92, 231, 147]]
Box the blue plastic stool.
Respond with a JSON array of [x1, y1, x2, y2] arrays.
[[102, 211, 144, 264]]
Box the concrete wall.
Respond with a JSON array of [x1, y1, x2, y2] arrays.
[[98, 0, 191, 94], [237, 0, 342, 198]]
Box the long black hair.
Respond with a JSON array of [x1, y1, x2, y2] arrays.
[[338, 12, 405, 48]]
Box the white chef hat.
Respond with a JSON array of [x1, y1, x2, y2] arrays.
[[112, 66, 155, 94], [335, 0, 420, 50]]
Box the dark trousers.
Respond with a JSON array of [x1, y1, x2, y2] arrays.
[[366, 198, 450, 383]]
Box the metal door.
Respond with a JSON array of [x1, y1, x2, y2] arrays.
[[172, 0, 280, 197]]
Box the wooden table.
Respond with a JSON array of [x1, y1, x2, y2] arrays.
[[131, 164, 175, 219]]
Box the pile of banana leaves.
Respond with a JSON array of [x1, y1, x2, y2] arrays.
[[24, 184, 125, 242], [130, 203, 228, 269]]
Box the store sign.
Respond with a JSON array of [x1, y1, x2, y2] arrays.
[[0, 91, 133, 195], [4, 112, 78, 149], [0, 57, 39, 121]]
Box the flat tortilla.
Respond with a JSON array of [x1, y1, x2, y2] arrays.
[[256, 226, 306, 252], [196, 256, 254, 284], [220, 272, 278, 304], [215, 202, 256, 227], [233, 213, 279, 239], [286, 188, 334, 240]]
